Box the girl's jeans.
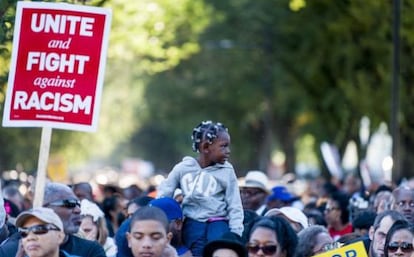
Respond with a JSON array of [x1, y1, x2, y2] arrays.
[[183, 217, 230, 257]]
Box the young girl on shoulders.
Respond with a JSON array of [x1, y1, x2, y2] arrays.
[[157, 120, 244, 257]]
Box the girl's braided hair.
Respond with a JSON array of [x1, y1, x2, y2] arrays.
[[191, 120, 228, 152]]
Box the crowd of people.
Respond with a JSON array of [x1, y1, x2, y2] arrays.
[[1, 120, 414, 257]]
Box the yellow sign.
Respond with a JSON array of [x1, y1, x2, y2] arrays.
[[47, 155, 68, 182], [313, 241, 368, 257]]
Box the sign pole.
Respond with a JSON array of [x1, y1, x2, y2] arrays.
[[33, 127, 52, 207]]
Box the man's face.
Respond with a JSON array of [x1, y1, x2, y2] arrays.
[[369, 216, 395, 257], [127, 219, 171, 257], [168, 220, 182, 247], [44, 190, 82, 234], [240, 187, 267, 211], [20, 216, 64, 257], [393, 189, 414, 223]]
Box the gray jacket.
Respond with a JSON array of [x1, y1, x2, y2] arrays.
[[157, 156, 244, 236]]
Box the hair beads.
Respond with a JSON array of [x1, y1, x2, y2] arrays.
[[191, 121, 228, 152]]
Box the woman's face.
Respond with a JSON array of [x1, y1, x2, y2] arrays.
[[80, 215, 98, 241], [324, 200, 341, 226], [247, 227, 285, 257], [387, 229, 414, 257]]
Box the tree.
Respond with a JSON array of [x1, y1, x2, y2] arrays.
[[132, 0, 414, 181], [2, 0, 414, 183], [0, 0, 214, 171]]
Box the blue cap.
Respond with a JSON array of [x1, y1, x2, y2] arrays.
[[267, 186, 297, 202], [149, 197, 183, 221]]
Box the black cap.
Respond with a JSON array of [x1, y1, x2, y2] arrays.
[[203, 232, 246, 257]]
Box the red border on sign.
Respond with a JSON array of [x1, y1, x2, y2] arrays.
[[2, 2, 112, 132]]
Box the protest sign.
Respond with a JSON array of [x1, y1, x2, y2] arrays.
[[313, 241, 368, 257], [2, 1, 112, 132], [2, 2, 111, 207]]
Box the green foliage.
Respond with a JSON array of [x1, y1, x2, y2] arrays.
[[0, 0, 214, 171], [130, 0, 414, 179], [2, 0, 414, 180], [107, 0, 213, 73]]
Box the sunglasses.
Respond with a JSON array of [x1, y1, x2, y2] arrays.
[[19, 224, 60, 238], [45, 199, 81, 209], [246, 244, 278, 255], [388, 242, 414, 253]]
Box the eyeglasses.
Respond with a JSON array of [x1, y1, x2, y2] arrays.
[[45, 199, 81, 209], [313, 242, 343, 255], [246, 244, 278, 255], [19, 224, 60, 238], [388, 242, 414, 253], [324, 207, 339, 213], [323, 242, 343, 251]]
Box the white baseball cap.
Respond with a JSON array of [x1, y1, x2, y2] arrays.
[[16, 207, 63, 231], [265, 206, 309, 229]]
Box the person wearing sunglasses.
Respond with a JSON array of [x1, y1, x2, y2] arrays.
[[0, 182, 106, 257], [15, 207, 79, 257], [384, 220, 414, 257], [246, 216, 297, 257], [42, 182, 106, 257], [368, 210, 407, 257]]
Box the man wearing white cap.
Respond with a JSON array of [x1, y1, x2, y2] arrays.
[[239, 171, 270, 216], [0, 182, 105, 257], [15, 207, 79, 257]]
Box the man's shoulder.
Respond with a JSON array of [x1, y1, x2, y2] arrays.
[[66, 234, 103, 247], [0, 230, 20, 255], [63, 234, 106, 257]]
